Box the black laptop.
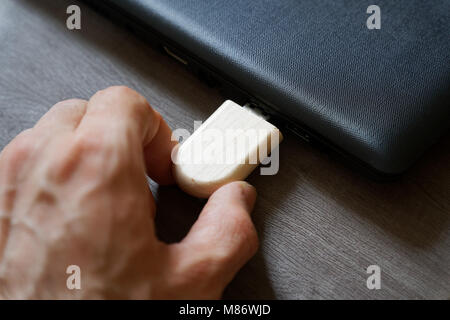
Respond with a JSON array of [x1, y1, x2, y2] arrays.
[[85, 0, 450, 177]]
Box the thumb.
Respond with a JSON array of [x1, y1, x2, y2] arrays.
[[168, 181, 258, 297]]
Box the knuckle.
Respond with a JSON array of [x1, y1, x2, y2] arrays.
[[67, 131, 127, 180], [225, 211, 260, 258], [46, 145, 81, 183], [69, 131, 108, 169], [53, 98, 86, 109], [0, 130, 34, 172], [173, 255, 219, 291], [0, 130, 34, 190], [208, 250, 235, 270], [93, 86, 153, 120], [73, 130, 105, 153], [100, 85, 139, 100], [191, 257, 218, 279]]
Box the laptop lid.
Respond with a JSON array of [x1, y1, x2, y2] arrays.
[[90, 0, 450, 175]]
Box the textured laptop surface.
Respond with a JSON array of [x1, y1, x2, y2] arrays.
[[98, 0, 450, 174]]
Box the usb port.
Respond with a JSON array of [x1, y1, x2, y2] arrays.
[[163, 46, 188, 65], [286, 123, 311, 142]]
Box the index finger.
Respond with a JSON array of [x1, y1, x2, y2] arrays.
[[77, 86, 176, 184]]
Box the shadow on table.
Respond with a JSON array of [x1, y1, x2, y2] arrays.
[[300, 132, 450, 249]]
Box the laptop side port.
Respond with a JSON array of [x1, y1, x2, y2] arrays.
[[163, 46, 188, 65], [285, 123, 311, 143], [242, 101, 311, 143]]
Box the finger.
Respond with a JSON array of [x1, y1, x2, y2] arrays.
[[0, 129, 35, 262], [33, 99, 88, 133], [77, 86, 175, 184], [170, 181, 258, 292], [144, 115, 177, 185], [0, 128, 35, 188]]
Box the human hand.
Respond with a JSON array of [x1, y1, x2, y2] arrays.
[[0, 86, 258, 299]]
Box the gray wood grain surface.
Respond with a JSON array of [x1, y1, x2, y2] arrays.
[[1, 0, 448, 299]]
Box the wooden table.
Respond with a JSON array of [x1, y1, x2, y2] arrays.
[[1, 0, 448, 299]]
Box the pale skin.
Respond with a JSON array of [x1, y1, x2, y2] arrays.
[[0, 86, 259, 299]]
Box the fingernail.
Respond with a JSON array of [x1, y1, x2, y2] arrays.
[[238, 181, 257, 213]]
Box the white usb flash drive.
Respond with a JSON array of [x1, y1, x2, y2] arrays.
[[172, 100, 283, 198]]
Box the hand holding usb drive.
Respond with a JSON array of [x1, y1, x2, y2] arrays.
[[172, 100, 283, 198]]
